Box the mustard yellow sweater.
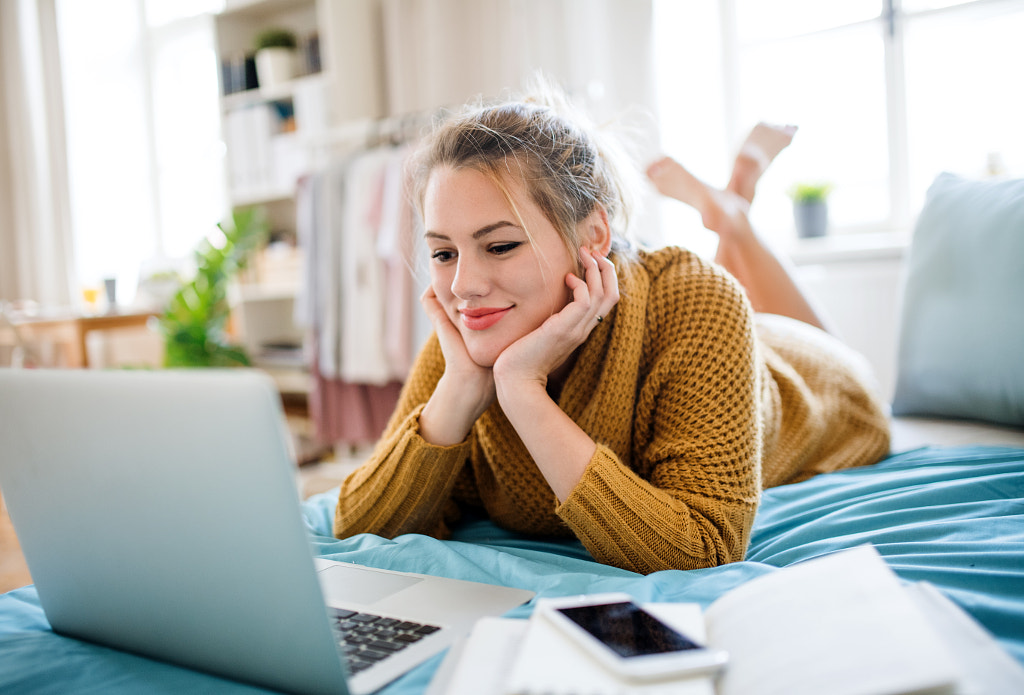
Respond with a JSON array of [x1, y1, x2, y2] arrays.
[[333, 246, 890, 574]]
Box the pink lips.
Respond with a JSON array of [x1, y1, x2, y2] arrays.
[[460, 307, 511, 331]]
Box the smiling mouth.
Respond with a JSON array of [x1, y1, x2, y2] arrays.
[[460, 307, 512, 331]]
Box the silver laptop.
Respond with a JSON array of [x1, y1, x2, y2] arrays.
[[0, 368, 533, 695]]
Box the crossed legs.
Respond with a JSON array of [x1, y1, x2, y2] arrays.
[[646, 123, 831, 333]]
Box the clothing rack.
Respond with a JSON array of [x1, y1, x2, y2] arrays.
[[296, 119, 433, 447], [307, 109, 441, 151]]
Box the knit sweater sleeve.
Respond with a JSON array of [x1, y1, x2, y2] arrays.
[[556, 255, 764, 574], [333, 335, 470, 540]]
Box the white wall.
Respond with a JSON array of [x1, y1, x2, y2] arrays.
[[789, 237, 909, 403]]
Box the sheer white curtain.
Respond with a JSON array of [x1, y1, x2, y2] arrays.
[[381, 0, 656, 123], [0, 0, 75, 308], [379, 0, 662, 241]]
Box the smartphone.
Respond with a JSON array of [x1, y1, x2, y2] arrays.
[[539, 593, 728, 682]]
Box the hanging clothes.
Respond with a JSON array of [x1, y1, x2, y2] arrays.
[[296, 140, 422, 447], [377, 145, 417, 380], [339, 147, 392, 384], [306, 334, 403, 448]]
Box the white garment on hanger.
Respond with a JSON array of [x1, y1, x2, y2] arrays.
[[317, 160, 351, 379], [376, 145, 415, 380], [340, 148, 394, 384]]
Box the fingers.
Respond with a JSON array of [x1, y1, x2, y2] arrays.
[[420, 286, 459, 334], [420, 286, 465, 350], [493, 248, 620, 384], [573, 247, 619, 325], [419, 286, 445, 323], [593, 249, 619, 315]]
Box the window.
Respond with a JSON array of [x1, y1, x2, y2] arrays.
[[53, 0, 1024, 299], [56, 0, 225, 305], [652, 0, 1024, 247]]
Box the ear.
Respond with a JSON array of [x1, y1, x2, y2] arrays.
[[580, 205, 613, 257]]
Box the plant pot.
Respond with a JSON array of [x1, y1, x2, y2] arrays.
[[254, 47, 295, 89], [794, 200, 828, 238]]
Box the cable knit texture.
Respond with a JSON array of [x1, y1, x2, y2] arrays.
[[334, 246, 891, 574]]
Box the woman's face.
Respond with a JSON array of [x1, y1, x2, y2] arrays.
[[422, 165, 577, 367]]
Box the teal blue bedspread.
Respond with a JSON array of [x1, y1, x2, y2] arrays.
[[2, 445, 1022, 693]]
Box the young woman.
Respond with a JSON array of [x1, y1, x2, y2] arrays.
[[333, 89, 890, 574]]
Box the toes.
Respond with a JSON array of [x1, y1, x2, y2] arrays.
[[645, 156, 672, 181]]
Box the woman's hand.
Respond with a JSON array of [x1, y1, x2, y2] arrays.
[[491, 247, 620, 501], [493, 247, 620, 394], [418, 286, 496, 446]]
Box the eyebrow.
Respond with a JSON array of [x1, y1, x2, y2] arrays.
[[423, 221, 520, 241]]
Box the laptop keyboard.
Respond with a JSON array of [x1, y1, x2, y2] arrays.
[[329, 607, 441, 675]]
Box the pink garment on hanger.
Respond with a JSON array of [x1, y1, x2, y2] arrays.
[[307, 334, 402, 446]]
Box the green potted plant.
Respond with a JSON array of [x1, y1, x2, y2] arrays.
[[788, 181, 833, 238], [254, 27, 298, 88], [157, 207, 269, 367]]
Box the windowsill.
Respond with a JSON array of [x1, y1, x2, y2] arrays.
[[786, 230, 912, 265]]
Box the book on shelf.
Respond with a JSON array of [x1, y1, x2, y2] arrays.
[[255, 340, 305, 369], [220, 53, 259, 96], [431, 545, 1024, 695], [223, 102, 307, 203]]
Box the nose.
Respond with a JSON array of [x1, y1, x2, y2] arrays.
[[450, 255, 490, 299]]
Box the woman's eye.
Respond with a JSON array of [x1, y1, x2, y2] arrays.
[[490, 242, 522, 255], [431, 249, 455, 263]]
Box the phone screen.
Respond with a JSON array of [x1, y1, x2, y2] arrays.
[[556, 601, 702, 658]]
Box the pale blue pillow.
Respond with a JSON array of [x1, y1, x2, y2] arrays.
[[892, 172, 1024, 427]]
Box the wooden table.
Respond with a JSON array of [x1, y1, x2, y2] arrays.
[[1, 310, 160, 368]]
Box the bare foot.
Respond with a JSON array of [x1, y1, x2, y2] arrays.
[[727, 122, 798, 203], [646, 156, 752, 241]]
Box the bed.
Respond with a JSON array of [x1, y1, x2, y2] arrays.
[[1, 434, 1023, 693], [1, 172, 1022, 693]]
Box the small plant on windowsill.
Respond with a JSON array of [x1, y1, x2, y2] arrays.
[[788, 181, 834, 239], [157, 207, 269, 368]]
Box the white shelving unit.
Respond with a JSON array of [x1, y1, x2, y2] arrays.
[[216, 0, 320, 212], [212, 0, 384, 393], [215, 0, 384, 207]]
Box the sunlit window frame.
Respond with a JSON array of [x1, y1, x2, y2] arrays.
[[715, 0, 1020, 237]]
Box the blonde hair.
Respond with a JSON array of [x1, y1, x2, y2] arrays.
[[408, 82, 640, 264]]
